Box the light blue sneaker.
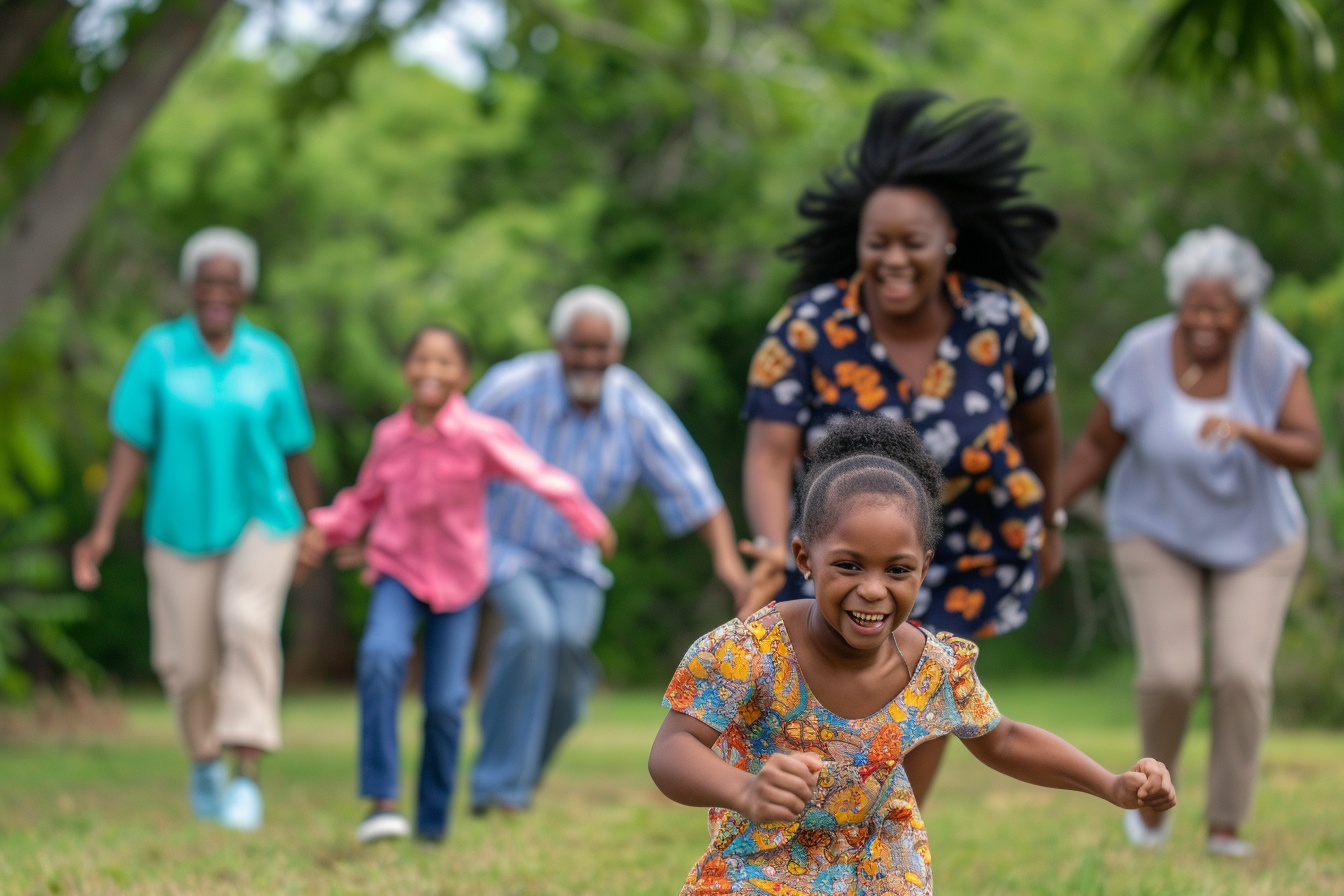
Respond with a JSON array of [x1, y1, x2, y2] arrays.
[[218, 777, 264, 831], [189, 760, 229, 822]]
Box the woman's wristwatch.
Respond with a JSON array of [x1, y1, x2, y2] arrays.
[[1043, 508, 1068, 531]]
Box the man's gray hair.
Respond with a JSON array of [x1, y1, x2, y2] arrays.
[[180, 226, 259, 293], [549, 285, 630, 345], [1163, 226, 1272, 308]]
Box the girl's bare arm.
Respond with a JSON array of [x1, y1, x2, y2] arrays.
[[961, 718, 1175, 811], [649, 710, 821, 824]]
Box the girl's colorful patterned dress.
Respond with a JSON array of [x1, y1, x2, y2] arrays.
[[742, 273, 1054, 638], [663, 605, 1001, 896]]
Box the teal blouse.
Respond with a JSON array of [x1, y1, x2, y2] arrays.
[[109, 315, 314, 556]]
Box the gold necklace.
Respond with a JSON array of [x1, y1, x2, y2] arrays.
[[1179, 363, 1204, 390], [893, 633, 913, 679]]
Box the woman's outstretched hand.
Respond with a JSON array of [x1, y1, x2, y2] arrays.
[[736, 538, 788, 620], [293, 526, 330, 585], [1109, 758, 1176, 812], [735, 751, 824, 825], [72, 528, 114, 591]]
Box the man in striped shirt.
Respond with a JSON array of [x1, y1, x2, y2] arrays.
[[468, 285, 749, 814]]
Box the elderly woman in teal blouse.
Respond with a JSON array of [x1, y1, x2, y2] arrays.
[[72, 227, 319, 831], [1061, 227, 1321, 858]]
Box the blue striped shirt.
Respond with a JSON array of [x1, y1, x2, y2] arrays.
[[471, 351, 724, 589]]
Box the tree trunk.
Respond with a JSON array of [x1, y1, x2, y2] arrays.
[[0, 0, 229, 336], [0, 0, 70, 88]]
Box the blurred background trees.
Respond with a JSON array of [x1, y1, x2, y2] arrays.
[[1, 0, 1341, 722]]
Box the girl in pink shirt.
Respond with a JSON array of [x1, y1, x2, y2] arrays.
[[299, 325, 612, 844]]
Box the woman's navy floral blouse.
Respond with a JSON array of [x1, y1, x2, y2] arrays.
[[743, 273, 1054, 638]]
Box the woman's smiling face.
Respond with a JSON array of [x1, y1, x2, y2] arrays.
[[1178, 277, 1246, 366], [793, 496, 932, 651], [856, 186, 956, 320], [192, 255, 246, 341]]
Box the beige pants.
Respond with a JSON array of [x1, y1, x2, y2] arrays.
[[145, 524, 299, 760], [1111, 532, 1306, 828]]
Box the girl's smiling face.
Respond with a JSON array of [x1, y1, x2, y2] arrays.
[[403, 330, 470, 418], [793, 496, 932, 651]]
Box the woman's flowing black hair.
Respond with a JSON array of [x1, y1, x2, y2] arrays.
[[780, 89, 1058, 298]]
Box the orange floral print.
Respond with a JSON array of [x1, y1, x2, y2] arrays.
[[982, 419, 1008, 452], [967, 329, 1001, 366], [973, 622, 999, 640], [1011, 291, 1038, 339], [943, 476, 971, 503], [955, 554, 997, 573], [834, 360, 888, 410], [743, 274, 1057, 647], [667, 666, 698, 711], [868, 723, 903, 764], [920, 359, 956, 399], [1000, 519, 1028, 550], [748, 337, 794, 387], [787, 318, 819, 352], [945, 586, 986, 619], [842, 278, 863, 314], [812, 368, 839, 405], [961, 446, 992, 474], [945, 271, 967, 307], [1005, 469, 1044, 507], [766, 304, 793, 334], [824, 315, 859, 348], [855, 387, 887, 411]]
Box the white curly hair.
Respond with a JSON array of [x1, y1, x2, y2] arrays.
[[549, 285, 630, 345], [1163, 226, 1272, 307], [180, 226, 259, 293]]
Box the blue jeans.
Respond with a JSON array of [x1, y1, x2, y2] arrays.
[[470, 569, 604, 809], [358, 576, 480, 839]]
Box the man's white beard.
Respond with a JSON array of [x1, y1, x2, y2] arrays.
[[564, 371, 604, 405]]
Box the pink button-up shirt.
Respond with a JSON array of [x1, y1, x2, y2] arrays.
[[309, 394, 609, 612]]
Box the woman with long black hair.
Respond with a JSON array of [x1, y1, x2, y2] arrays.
[[739, 90, 1064, 804]]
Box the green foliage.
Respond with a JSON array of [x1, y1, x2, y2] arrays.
[[4, 0, 1344, 706], [0, 288, 99, 698], [1265, 267, 1344, 725]]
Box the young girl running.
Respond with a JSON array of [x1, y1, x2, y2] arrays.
[[299, 325, 613, 844], [649, 415, 1174, 895]]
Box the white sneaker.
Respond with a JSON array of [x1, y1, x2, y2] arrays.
[[357, 811, 412, 844], [218, 777, 264, 831], [1207, 834, 1254, 858], [1123, 808, 1172, 848]]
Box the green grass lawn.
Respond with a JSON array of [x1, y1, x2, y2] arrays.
[[1, 670, 1341, 895]]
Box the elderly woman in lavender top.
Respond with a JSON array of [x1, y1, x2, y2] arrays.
[[1061, 227, 1321, 857]]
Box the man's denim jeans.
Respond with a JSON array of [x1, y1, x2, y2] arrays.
[[470, 569, 604, 809]]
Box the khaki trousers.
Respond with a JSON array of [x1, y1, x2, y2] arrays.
[[145, 524, 299, 760], [1111, 532, 1306, 828]]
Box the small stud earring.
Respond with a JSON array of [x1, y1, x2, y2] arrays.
[[945, 243, 957, 256], [802, 570, 811, 581]]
